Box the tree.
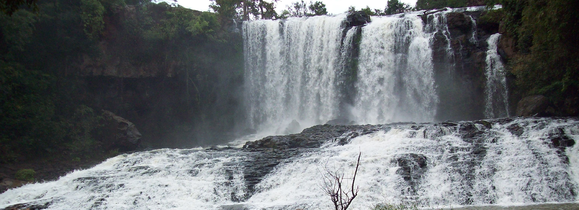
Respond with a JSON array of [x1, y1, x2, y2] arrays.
[[0, 0, 38, 15], [80, 0, 105, 40], [416, 0, 467, 10], [385, 0, 410, 15], [285, 0, 327, 17], [323, 152, 361, 210], [210, 0, 278, 21], [308, 1, 327, 16]]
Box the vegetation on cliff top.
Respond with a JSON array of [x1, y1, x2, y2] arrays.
[[484, 0, 579, 115]]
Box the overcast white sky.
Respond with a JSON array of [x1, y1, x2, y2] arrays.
[[173, 0, 417, 14]]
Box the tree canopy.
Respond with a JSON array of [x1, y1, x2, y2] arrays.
[[485, 0, 579, 107], [0, 0, 38, 15]]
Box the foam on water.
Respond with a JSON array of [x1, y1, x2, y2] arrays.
[[1, 119, 579, 209]]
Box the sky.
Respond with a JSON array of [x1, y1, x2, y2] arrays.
[[173, 0, 417, 14]]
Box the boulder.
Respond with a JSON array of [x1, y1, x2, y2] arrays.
[[243, 124, 381, 150], [516, 95, 551, 117], [345, 11, 370, 27], [498, 35, 516, 60], [101, 110, 142, 151], [1, 178, 32, 192], [393, 153, 428, 194]]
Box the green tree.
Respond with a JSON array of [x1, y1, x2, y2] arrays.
[[210, 0, 277, 21], [0, 9, 37, 56], [80, 0, 105, 40], [286, 0, 328, 17], [385, 0, 410, 15], [308, 1, 327, 16], [484, 0, 579, 114], [0, 0, 38, 15], [416, 0, 466, 10]]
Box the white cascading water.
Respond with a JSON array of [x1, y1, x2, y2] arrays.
[[484, 33, 510, 118], [2, 118, 579, 209], [243, 15, 346, 134], [353, 14, 438, 124]]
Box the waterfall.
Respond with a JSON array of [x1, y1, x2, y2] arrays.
[[353, 14, 438, 124], [244, 13, 441, 131], [2, 118, 578, 209], [243, 15, 347, 134], [484, 33, 509, 118]]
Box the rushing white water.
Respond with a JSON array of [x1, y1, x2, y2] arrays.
[[468, 15, 478, 44], [243, 15, 346, 135], [353, 14, 438, 124], [2, 118, 578, 210], [484, 33, 509, 118], [244, 13, 442, 130]]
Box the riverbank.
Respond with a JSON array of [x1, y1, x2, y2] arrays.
[[0, 155, 109, 194]]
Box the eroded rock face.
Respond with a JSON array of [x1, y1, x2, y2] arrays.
[[516, 95, 552, 117], [447, 12, 473, 37], [101, 110, 142, 151]]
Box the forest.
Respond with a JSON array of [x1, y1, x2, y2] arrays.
[[1, 0, 578, 166]]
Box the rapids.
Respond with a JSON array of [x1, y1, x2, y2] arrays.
[[1, 118, 579, 209]]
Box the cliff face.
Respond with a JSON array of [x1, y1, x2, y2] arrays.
[[431, 10, 502, 121], [67, 4, 245, 148]]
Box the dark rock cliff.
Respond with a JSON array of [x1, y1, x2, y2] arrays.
[[66, 5, 245, 148]]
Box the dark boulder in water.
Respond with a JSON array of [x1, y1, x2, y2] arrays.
[[243, 124, 381, 150], [393, 153, 428, 195]]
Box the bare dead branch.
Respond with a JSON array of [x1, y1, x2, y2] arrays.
[[322, 152, 362, 210]]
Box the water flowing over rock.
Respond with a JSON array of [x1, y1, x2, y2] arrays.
[[243, 7, 503, 135], [243, 15, 347, 134], [1, 118, 579, 209], [484, 33, 510, 118], [7, 6, 573, 210], [354, 14, 437, 124]]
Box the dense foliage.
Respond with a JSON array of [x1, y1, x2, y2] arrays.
[[0, 0, 242, 163], [210, 0, 277, 22], [416, 0, 468, 10], [279, 0, 327, 18]]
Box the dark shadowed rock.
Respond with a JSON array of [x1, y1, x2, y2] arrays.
[[507, 123, 524, 137], [3, 202, 51, 210], [346, 11, 370, 27], [393, 153, 428, 194], [243, 124, 382, 150], [516, 95, 551, 117], [551, 128, 575, 148], [101, 110, 142, 151], [446, 12, 472, 37]]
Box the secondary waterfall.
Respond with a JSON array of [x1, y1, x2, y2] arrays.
[[2, 118, 578, 209], [485, 33, 510, 118]]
